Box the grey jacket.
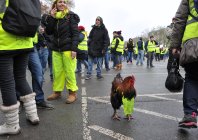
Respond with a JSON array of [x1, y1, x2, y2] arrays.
[[170, 0, 189, 49]]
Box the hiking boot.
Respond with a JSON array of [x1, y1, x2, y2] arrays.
[[36, 101, 54, 110], [85, 75, 91, 80], [97, 75, 104, 79], [47, 92, 61, 101], [179, 112, 197, 129], [66, 91, 77, 104]]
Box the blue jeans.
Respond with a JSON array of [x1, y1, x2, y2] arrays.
[[104, 52, 110, 69], [111, 53, 116, 68], [136, 50, 144, 65], [76, 59, 88, 72], [183, 62, 198, 115], [87, 56, 103, 76], [38, 47, 49, 73], [28, 47, 45, 103], [127, 51, 133, 62]]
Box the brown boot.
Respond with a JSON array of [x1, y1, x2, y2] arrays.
[[115, 64, 120, 70], [47, 92, 61, 101], [119, 64, 122, 70], [66, 91, 77, 104]]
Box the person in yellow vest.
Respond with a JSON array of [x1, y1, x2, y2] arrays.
[[110, 31, 118, 69], [114, 31, 124, 70], [155, 46, 161, 61], [46, 0, 80, 104], [76, 26, 89, 73], [170, 0, 198, 129], [145, 35, 158, 68], [0, 0, 39, 135]]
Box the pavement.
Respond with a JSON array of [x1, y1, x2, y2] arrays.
[[0, 60, 198, 140]]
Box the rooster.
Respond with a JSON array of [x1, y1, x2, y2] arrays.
[[110, 73, 136, 121]]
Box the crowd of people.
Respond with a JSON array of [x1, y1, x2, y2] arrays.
[[0, 0, 198, 136]]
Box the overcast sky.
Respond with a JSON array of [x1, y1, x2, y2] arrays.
[[73, 0, 181, 40]]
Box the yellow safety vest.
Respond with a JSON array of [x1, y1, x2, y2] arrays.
[[0, 0, 33, 51], [111, 38, 116, 49], [78, 31, 88, 51], [155, 47, 160, 53], [182, 0, 198, 43], [116, 38, 124, 53], [147, 41, 156, 52]]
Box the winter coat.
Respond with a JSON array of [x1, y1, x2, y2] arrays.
[[88, 24, 110, 57], [45, 11, 80, 52], [170, 0, 189, 49], [127, 41, 134, 52]]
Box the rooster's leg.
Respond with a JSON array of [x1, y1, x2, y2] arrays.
[[124, 114, 134, 121], [112, 110, 121, 121]]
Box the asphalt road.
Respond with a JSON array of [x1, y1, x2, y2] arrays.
[[0, 60, 198, 140]]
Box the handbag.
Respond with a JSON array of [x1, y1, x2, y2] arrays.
[[179, 36, 198, 67], [165, 58, 184, 92]]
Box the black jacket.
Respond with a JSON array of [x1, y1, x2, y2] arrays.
[[127, 41, 134, 52], [45, 11, 80, 52], [88, 24, 110, 57]]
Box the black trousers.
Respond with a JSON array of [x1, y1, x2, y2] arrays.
[[0, 51, 32, 106]]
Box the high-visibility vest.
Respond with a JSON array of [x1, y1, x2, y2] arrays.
[[78, 31, 88, 51], [147, 41, 156, 52], [182, 0, 198, 43], [0, 0, 33, 51], [155, 47, 160, 53], [116, 38, 124, 53], [111, 38, 116, 49]]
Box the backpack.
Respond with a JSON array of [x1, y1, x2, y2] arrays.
[[165, 59, 184, 92], [1, 0, 41, 37]]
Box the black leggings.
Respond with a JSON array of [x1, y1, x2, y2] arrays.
[[0, 52, 32, 106]]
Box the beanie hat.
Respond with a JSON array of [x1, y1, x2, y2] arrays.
[[78, 26, 85, 31], [96, 16, 103, 23], [117, 30, 122, 35]]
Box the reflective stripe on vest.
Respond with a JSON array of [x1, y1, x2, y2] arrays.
[[182, 0, 198, 43], [78, 31, 88, 51], [147, 41, 156, 52], [116, 38, 124, 53]]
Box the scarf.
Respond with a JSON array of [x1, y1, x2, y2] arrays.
[[55, 9, 69, 19]]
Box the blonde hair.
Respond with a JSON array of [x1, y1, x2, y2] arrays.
[[51, 0, 74, 10]]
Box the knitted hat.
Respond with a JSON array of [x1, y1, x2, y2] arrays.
[[78, 26, 85, 31], [117, 30, 122, 35]]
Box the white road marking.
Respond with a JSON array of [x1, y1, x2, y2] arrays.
[[88, 125, 134, 140], [88, 97, 181, 121], [82, 87, 92, 140], [145, 95, 182, 103], [82, 79, 85, 84]]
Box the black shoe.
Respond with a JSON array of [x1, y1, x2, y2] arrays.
[[150, 65, 155, 68], [36, 101, 54, 110], [106, 68, 110, 71], [85, 75, 92, 80], [179, 112, 197, 129], [97, 75, 104, 79]]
